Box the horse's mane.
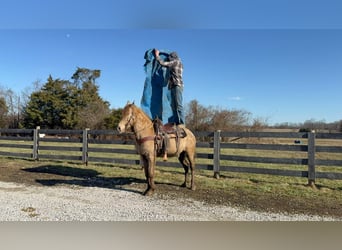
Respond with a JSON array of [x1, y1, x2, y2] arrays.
[[130, 104, 152, 124]]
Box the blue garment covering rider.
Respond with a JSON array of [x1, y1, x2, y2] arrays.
[[140, 48, 173, 123]]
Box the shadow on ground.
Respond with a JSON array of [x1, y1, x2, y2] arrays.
[[23, 165, 146, 194]]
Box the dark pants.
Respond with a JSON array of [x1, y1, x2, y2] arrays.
[[170, 85, 185, 125]]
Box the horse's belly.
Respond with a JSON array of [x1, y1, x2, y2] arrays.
[[165, 140, 182, 156]]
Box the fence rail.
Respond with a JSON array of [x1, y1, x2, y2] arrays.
[[0, 128, 341, 185]]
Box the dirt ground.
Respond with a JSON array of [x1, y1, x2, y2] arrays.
[[0, 160, 341, 219]]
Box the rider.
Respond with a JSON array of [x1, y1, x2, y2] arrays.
[[154, 49, 185, 125]]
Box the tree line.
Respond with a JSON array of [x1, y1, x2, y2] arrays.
[[0, 67, 121, 130], [274, 119, 342, 133], [1, 67, 341, 132]]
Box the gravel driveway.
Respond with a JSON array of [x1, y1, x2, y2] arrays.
[[0, 181, 339, 221]]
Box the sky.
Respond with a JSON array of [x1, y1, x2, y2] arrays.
[[1, 0, 342, 125]]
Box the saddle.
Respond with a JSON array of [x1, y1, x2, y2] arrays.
[[152, 118, 187, 161]]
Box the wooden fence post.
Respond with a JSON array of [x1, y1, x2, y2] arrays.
[[213, 130, 221, 179], [308, 131, 316, 187], [32, 126, 40, 160], [82, 128, 89, 165]]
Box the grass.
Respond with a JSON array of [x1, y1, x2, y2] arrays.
[[1, 155, 341, 192], [0, 135, 341, 217], [0, 156, 341, 217]]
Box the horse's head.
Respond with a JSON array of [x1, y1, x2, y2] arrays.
[[117, 102, 135, 133]]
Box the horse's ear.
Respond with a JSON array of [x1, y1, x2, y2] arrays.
[[125, 100, 135, 107]]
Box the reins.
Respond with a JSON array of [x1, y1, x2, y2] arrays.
[[126, 109, 156, 145]]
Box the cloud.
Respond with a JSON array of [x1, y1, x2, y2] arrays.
[[228, 96, 242, 101]]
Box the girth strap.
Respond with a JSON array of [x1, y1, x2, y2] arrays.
[[136, 136, 156, 145]]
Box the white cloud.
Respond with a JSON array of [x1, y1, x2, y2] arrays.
[[228, 96, 242, 101]]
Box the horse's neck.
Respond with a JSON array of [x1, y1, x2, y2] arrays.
[[133, 108, 154, 138]]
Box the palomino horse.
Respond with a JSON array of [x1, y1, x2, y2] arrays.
[[117, 102, 196, 196]]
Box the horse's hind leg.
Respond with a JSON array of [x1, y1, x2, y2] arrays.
[[190, 165, 195, 190], [179, 151, 190, 188], [179, 150, 196, 191], [188, 151, 196, 191]]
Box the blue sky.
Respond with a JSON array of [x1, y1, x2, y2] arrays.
[[1, 1, 342, 125]]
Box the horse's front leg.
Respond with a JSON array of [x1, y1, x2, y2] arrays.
[[142, 153, 156, 196]]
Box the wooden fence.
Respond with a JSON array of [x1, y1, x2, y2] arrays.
[[0, 128, 342, 185]]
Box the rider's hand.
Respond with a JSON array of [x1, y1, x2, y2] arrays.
[[154, 49, 159, 57]]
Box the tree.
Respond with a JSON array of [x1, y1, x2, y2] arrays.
[[71, 67, 110, 129], [23, 76, 75, 129], [0, 86, 27, 129], [185, 100, 212, 131], [72, 67, 100, 88], [77, 99, 110, 129], [302, 118, 327, 132], [250, 117, 268, 132], [22, 68, 110, 129], [0, 96, 8, 128], [104, 108, 123, 130], [185, 99, 252, 131], [210, 108, 251, 131]]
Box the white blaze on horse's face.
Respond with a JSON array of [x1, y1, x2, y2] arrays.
[[117, 105, 134, 133]]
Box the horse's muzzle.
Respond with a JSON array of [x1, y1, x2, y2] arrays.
[[117, 125, 122, 133], [117, 123, 125, 133]]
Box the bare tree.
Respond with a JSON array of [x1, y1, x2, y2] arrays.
[[77, 100, 110, 129], [210, 108, 251, 131], [185, 100, 212, 131], [185, 99, 252, 131], [0, 96, 8, 128], [0, 87, 22, 128], [250, 117, 269, 132]]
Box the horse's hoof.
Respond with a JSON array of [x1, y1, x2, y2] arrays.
[[143, 189, 154, 196], [180, 183, 187, 188], [190, 186, 196, 191]]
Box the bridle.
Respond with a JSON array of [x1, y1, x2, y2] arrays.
[[123, 106, 154, 142], [124, 111, 134, 132]]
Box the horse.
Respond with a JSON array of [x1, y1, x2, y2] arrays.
[[117, 102, 196, 196]]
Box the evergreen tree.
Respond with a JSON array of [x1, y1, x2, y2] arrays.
[[104, 108, 123, 130], [23, 76, 75, 129], [22, 68, 110, 129]]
